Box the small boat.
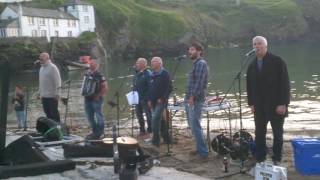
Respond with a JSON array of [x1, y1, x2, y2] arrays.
[[63, 60, 90, 71]]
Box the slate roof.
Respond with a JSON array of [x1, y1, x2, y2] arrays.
[[63, 0, 91, 6], [8, 5, 78, 20]]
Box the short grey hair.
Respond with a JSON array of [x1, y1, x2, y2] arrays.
[[137, 58, 147, 66], [252, 36, 268, 47], [151, 57, 163, 66]]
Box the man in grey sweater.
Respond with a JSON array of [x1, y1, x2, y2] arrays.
[[38, 52, 61, 123]]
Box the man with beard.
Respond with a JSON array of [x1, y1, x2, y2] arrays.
[[185, 42, 209, 159]]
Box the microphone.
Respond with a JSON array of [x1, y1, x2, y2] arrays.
[[64, 79, 71, 84], [34, 59, 40, 65], [174, 54, 187, 60], [245, 49, 256, 56], [128, 66, 136, 71]]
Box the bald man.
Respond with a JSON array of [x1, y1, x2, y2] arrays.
[[133, 58, 152, 136], [38, 52, 61, 123], [246, 36, 290, 165]]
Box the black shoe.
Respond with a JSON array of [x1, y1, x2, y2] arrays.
[[86, 133, 101, 140]]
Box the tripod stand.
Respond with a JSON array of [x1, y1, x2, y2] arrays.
[[107, 78, 126, 136], [218, 50, 255, 173], [163, 56, 185, 156]]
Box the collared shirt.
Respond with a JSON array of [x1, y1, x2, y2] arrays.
[[186, 57, 208, 101]]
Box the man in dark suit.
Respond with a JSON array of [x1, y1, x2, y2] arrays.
[[246, 36, 290, 165]]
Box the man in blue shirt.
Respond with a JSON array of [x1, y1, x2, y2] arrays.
[[147, 57, 172, 147], [133, 58, 152, 136], [185, 42, 209, 159]]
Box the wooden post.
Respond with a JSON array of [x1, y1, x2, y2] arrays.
[[0, 61, 10, 162]]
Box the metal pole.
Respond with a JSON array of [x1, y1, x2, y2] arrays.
[[24, 86, 29, 131], [64, 80, 71, 124], [0, 61, 10, 162]]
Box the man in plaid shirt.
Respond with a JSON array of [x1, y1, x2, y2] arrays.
[[185, 42, 209, 159]]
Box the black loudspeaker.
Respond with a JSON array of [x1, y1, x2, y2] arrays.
[[4, 135, 49, 165], [0, 160, 76, 179]]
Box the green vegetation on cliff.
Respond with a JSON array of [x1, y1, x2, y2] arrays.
[[1, 0, 320, 57], [86, 0, 320, 52]]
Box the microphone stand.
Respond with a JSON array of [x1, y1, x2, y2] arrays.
[[24, 86, 29, 131], [165, 56, 184, 156], [64, 80, 71, 125], [130, 69, 137, 137], [218, 52, 254, 173], [108, 79, 126, 137]]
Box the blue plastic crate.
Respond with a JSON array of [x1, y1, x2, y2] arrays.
[[291, 138, 320, 175]]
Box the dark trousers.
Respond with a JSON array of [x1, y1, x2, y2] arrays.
[[42, 97, 60, 123], [135, 100, 152, 133], [254, 108, 284, 162]]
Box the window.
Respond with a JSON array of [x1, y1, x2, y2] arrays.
[[31, 30, 37, 37], [38, 18, 45, 26], [53, 19, 59, 27], [68, 31, 72, 37], [28, 17, 34, 25], [84, 16, 89, 23], [0, 29, 6, 37], [83, 5, 88, 12], [40, 30, 46, 37], [55, 31, 59, 37], [72, 20, 76, 27], [11, 29, 18, 36], [67, 20, 71, 27]]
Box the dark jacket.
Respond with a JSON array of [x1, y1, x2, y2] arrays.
[[246, 52, 290, 117], [147, 68, 172, 106], [133, 69, 151, 101], [12, 93, 25, 111]]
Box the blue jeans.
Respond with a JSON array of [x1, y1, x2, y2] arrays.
[[15, 110, 26, 129], [185, 100, 208, 157], [151, 103, 170, 146], [84, 97, 105, 137]]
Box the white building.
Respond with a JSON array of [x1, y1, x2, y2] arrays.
[[0, 0, 95, 41]]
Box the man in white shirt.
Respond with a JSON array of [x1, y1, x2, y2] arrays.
[[38, 52, 61, 123]]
